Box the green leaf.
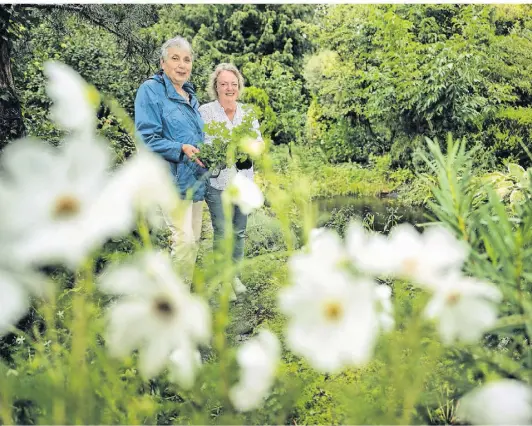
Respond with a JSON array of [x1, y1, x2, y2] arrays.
[[507, 163, 525, 181], [509, 189, 525, 205]]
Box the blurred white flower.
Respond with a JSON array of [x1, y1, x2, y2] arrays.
[[349, 223, 468, 287], [99, 251, 211, 379], [224, 173, 264, 215], [168, 342, 202, 390], [424, 274, 502, 344], [0, 138, 179, 268], [388, 225, 468, 286], [0, 137, 121, 267], [298, 228, 347, 273], [456, 379, 532, 425], [0, 272, 29, 337], [44, 61, 98, 135], [97, 148, 180, 229], [282, 228, 392, 373], [280, 255, 381, 373], [229, 330, 280, 412], [345, 221, 394, 275], [239, 137, 265, 158]]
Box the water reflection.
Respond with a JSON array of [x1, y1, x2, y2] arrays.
[[315, 195, 429, 235]]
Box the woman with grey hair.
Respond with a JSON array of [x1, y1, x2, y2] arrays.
[[134, 36, 206, 282], [199, 63, 264, 301]]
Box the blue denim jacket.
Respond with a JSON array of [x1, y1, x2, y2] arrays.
[[134, 71, 206, 201]]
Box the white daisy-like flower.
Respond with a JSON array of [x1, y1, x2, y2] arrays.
[[456, 379, 532, 425], [280, 257, 381, 373], [99, 251, 211, 379], [44, 61, 98, 135], [96, 148, 180, 229], [0, 137, 125, 268], [424, 274, 502, 344], [282, 228, 392, 372], [239, 137, 265, 158], [224, 173, 264, 215], [349, 222, 468, 287], [229, 330, 280, 412], [297, 228, 347, 273], [168, 342, 202, 390], [345, 221, 394, 276]]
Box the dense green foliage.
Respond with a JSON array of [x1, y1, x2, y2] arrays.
[[9, 4, 531, 170], [305, 5, 532, 167]]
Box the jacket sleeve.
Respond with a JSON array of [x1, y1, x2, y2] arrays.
[[134, 83, 184, 163]]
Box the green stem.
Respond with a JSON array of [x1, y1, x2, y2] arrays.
[[69, 258, 95, 423], [137, 214, 153, 249]]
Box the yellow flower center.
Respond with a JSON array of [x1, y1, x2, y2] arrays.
[[52, 195, 81, 219], [402, 257, 418, 276], [323, 301, 343, 322], [446, 292, 461, 306]]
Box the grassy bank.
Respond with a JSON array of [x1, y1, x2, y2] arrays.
[[259, 145, 414, 199]]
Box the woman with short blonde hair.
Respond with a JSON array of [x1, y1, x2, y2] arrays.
[[206, 63, 245, 101], [199, 63, 263, 301]]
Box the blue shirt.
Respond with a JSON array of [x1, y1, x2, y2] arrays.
[[135, 72, 206, 201]]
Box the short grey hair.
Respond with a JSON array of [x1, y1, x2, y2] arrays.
[[160, 36, 193, 61], [206, 63, 245, 100]]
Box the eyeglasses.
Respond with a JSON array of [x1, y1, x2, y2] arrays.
[[217, 82, 239, 89]]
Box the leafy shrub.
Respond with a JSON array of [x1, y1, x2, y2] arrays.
[[245, 209, 288, 257], [482, 107, 532, 168]]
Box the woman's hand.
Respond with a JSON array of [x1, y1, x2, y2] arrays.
[[182, 144, 205, 167]]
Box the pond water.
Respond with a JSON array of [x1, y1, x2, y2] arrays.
[[315, 195, 429, 235]]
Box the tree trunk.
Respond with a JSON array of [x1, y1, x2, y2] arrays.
[[0, 33, 25, 151]]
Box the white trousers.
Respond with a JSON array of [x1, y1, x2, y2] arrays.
[[166, 200, 203, 282]]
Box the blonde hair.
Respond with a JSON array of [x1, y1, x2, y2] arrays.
[[206, 63, 245, 100]]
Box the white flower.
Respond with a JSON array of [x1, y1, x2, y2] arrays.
[[0, 138, 174, 268], [0, 271, 29, 337], [44, 61, 98, 135], [229, 330, 280, 412], [424, 274, 502, 344], [281, 252, 380, 373], [0, 137, 129, 268], [345, 221, 394, 275], [298, 228, 347, 273], [348, 222, 468, 287], [239, 137, 265, 157], [168, 342, 202, 390], [457, 380, 532, 425], [224, 173, 264, 215], [99, 251, 211, 379], [282, 228, 391, 373], [96, 148, 180, 229]]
